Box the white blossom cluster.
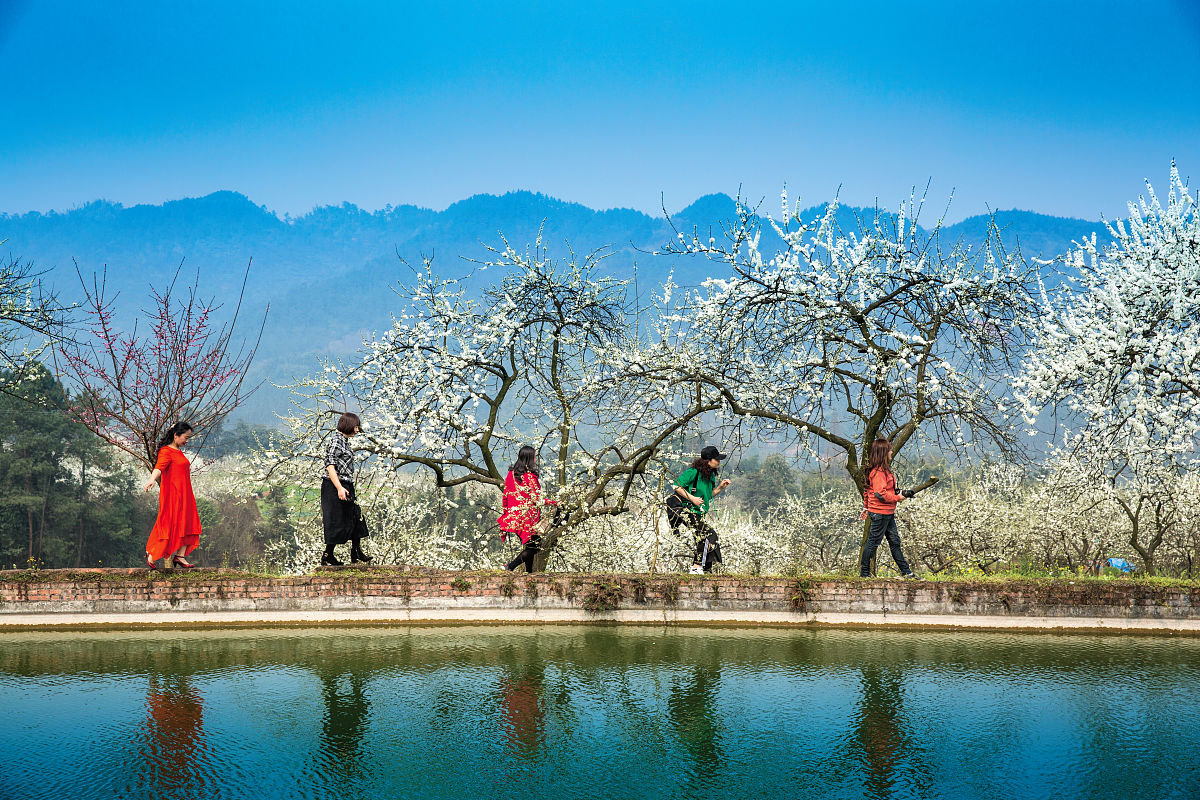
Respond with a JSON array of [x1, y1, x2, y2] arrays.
[[0, 249, 61, 392], [1017, 165, 1200, 456]]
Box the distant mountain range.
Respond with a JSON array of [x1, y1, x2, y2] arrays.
[[1, 191, 1112, 422]]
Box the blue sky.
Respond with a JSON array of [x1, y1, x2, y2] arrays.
[[2, 0, 1198, 221]]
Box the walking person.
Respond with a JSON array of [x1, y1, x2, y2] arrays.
[[859, 437, 917, 578], [143, 422, 202, 570], [499, 445, 556, 572], [321, 412, 372, 566], [667, 446, 731, 573]]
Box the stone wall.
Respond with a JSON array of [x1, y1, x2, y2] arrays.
[[1, 567, 1197, 631]]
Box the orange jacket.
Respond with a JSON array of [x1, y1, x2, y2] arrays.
[[863, 468, 905, 514]]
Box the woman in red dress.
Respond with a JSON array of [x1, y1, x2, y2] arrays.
[[142, 422, 202, 570]]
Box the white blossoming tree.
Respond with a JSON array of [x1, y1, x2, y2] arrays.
[[647, 193, 1034, 572], [0, 249, 64, 397], [1017, 165, 1200, 452], [275, 237, 725, 570], [1016, 166, 1200, 574], [659, 193, 1033, 495]]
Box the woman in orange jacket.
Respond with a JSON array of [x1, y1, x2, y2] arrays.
[[859, 438, 916, 578]]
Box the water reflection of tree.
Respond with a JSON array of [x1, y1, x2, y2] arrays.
[[849, 666, 931, 799], [667, 666, 723, 781], [136, 675, 211, 799], [499, 663, 546, 757], [319, 668, 371, 783]]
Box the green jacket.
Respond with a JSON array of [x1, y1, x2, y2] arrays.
[[674, 467, 715, 515]]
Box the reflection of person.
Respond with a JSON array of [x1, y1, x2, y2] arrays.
[[321, 412, 372, 566], [143, 422, 202, 570], [320, 670, 370, 779], [851, 665, 930, 798], [499, 664, 545, 756], [859, 438, 916, 578], [499, 446, 556, 572], [667, 666, 722, 778], [667, 446, 731, 573], [140, 676, 206, 790]]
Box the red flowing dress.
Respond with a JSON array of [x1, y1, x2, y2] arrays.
[[145, 446, 202, 560]]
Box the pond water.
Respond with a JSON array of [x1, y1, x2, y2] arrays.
[[0, 625, 1196, 800]]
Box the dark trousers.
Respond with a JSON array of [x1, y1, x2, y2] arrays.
[[506, 535, 542, 573], [860, 513, 912, 576], [668, 506, 722, 572]]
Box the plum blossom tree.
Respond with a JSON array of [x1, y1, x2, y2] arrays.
[[275, 238, 724, 570], [646, 192, 1033, 573], [0, 248, 65, 396], [55, 263, 266, 470], [1015, 166, 1200, 575], [1016, 165, 1200, 450], [657, 192, 1034, 496]]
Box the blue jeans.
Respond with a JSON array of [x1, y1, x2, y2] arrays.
[[860, 513, 913, 576]]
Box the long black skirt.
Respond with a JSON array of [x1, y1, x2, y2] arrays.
[[321, 478, 362, 546]]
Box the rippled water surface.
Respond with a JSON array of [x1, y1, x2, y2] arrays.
[[1, 626, 1197, 800]]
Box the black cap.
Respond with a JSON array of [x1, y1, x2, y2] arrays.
[[700, 445, 727, 461]]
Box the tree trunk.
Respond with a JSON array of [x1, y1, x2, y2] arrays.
[[859, 517, 873, 577], [76, 455, 87, 567], [25, 471, 33, 563]]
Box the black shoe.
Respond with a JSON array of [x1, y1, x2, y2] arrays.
[[350, 548, 373, 564], [321, 551, 343, 566]]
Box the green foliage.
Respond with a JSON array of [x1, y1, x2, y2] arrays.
[[199, 493, 264, 569], [790, 576, 814, 610], [0, 364, 152, 568], [580, 580, 624, 612], [201, 419, 277, 459], [737, 453, 800, 514], [196, 498, 221, 530]]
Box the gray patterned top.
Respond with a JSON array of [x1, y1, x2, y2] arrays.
[[323, 432, 355, 484]]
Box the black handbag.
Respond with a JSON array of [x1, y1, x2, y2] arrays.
[[352, 503, 370, 540]]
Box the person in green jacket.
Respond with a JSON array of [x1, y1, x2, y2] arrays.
[[667, 445, 732, 573]]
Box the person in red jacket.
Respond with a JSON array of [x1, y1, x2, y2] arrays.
[[859, 438, 916, 578], [499, 445, 557, 572]]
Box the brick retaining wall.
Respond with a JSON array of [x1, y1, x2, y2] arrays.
[[1, 567, 1197, 631]]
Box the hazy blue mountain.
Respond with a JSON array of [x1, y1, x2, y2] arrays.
[[1, 190, 1110, 422]]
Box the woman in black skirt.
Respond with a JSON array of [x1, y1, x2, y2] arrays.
[[321, 412, 372, 566]]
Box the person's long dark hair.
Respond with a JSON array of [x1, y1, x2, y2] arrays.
[[866, 438, 893, 478], [511, 445, 538, 482], [688, 455, 719, 480], [157, 421, 193, 453]]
